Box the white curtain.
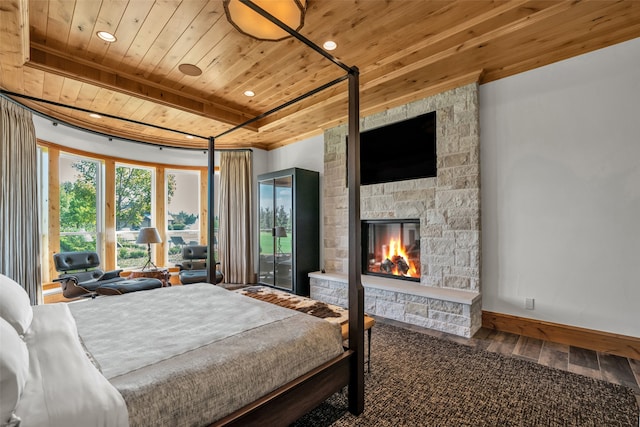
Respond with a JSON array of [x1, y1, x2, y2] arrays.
[[0, 98, 41, 304], [218, 151, 255, 284]]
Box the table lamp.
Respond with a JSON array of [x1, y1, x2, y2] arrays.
[[274, 226, 287, 256], [136, 227, 162, 271]]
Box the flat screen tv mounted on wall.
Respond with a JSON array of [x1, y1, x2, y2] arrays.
[[349, 111, 437, 186]]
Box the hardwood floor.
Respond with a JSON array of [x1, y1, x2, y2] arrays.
[[378, 317, 640, 408]]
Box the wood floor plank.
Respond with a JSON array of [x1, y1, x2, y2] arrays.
[[513, 336, 544, 361], [468, 327, 499, 351], [567, 363, 603, 380], [539, 344, 569, 371], [541, 340, 569, 354], [569, 346, 600, 370], [471, 327, 494, 340], [629, 358, 640, 386], [486, 330, 519, 356], [598, 352, 640, 393], [568, 346, 602, 380]]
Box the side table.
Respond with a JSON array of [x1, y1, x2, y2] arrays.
[[127, 268, 171, 287]]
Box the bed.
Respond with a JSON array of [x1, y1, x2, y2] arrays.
[[1, 276, 353, 426]]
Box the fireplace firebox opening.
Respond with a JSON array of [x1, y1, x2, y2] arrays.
[[362, 219, 420, 282]]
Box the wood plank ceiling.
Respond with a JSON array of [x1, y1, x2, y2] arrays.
[[1, 0, 640, 151]]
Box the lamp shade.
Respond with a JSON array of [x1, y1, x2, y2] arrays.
[[224, 0, 306, 42], [274, 226, 287, 238], [136, 227, 162, 244]]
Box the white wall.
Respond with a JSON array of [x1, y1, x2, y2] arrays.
[[266, 134, 324, 173], [33, 115, 209, 166], [480, 37, 640, 337]]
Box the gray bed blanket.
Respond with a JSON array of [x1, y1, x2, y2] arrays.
[[69, 284, 344, 427]]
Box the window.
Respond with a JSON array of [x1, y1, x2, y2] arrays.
[[59, 155, 101, 253], [37, 141, 207, 286], [214, 169, 219, 261], [166, 169, 200, 264], [37, 146, 50, 282], [115, 164, 153, 268]]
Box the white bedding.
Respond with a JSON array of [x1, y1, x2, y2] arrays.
[[68, 283, 299, 379], [13, 304, 129, 427], [4, 283, 344, 426], [67, 284, 345, 426]]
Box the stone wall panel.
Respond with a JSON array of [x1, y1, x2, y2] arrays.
[[321, 83, 481, 336]]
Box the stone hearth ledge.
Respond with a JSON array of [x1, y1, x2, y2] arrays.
[[309, 271, 482, 338]]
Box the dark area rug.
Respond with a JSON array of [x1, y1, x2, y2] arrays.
[[293, 323, 639, 426]]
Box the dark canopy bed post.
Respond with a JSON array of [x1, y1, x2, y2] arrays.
[[207, 136, 216, 284], [347, 66, 364, 414], [226, 0, 367, 417]]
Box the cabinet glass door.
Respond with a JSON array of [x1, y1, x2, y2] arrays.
[[258, 180, 275, 287], [258, 176, 293, 290]]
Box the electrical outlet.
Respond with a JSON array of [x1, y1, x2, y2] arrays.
[[525, 298, 535, 310]]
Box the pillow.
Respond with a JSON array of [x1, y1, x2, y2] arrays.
[[0, 318, 29, 424], [0, 274, 33, 335]]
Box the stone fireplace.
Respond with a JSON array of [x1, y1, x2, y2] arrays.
[[310, 82, 482, 338]]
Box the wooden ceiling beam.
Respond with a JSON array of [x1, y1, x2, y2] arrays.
[[26, 45, 261, 132]]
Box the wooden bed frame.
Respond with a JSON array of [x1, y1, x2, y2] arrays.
[[205, 2, 365, 424], [212, 351, 354, 426]]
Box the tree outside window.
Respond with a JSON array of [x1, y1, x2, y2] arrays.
[[41, 146, 197, 283], [59, 157, 99, 252], [116, 165, 154, 268], [114, 165, 177, 268], [166, 170, 199, 264]]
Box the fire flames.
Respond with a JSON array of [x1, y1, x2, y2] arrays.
[[380, 238, 419, 278]]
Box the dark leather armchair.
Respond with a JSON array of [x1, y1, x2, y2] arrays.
[[53, 251, 162, 298], [177, 245, 223, 285]]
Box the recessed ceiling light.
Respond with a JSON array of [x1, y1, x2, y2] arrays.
[[178, 63, 202, 76], [323, 40, 337, 51], [89, 113, 102, 119], [97, 31, 116, 43], [244, 90, 255, 97]]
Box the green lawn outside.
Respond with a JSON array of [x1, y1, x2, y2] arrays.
[[259, 230, 291, 255]]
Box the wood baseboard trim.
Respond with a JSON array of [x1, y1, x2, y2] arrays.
[[482, 311, 640, 360]]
